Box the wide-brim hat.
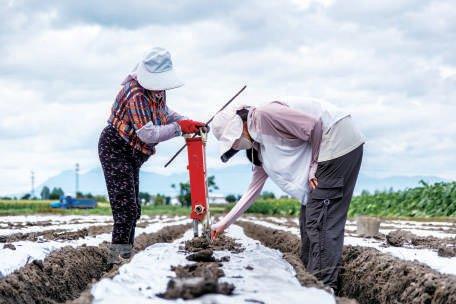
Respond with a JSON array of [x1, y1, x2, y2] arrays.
[[212, 109, 244, 162], [135, 47, 184, 91]]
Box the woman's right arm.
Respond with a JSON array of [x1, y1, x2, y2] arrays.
[[213, 166, 268, 230]]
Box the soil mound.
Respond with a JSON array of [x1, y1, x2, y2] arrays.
[[438, 246, 456, 257], [185, 235, 244, 253], [159, 234, 242, 300], [158, 276, 234, 300], [386, 229, 456, 256], [0, 224, 190, 304], [186, 249, 216, 262], [0, 225, 113, 243], [0, 245, 110, 304], [339, 245, 456, 304]]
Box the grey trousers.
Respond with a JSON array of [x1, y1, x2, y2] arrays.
[[299, 144, 363, 290]]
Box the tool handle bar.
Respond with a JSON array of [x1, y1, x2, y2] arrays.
[[164, 85, 247, 168]]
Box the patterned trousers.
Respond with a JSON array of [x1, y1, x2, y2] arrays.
[[98, 125, 150, 244]]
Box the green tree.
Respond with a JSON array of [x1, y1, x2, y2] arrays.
[[40, 186, 50, 200], [171, 175, 219, 207], [207, 175, 219, 193], [49, 187, 65, 200], [139, 192, 151, 204], [154, 194, 169, 206], [260, 191, 276, 200], [171, 182, 191, 207], [21, 193, 31, 200], [94, 195, 107, 203], [225, 194, 239, 203]]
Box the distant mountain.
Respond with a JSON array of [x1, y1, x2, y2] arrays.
[[37, 165, 448, 198]]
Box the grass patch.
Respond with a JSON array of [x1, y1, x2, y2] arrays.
[[0, 200, 228, 217]]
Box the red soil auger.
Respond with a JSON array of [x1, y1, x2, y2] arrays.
[[185, 131, 211, 239]]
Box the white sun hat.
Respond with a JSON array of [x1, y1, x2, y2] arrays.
[[133, 47, 184, 90], [212, 108, 244, 162]]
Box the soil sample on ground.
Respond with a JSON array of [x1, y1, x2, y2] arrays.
[[2, 243, 16, 250], [159, 234, 241, 300], [185, 235, 244, 254], [159, 261, 234, 299]]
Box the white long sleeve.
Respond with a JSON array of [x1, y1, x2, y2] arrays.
[[136, 121, 181, 144], [214, 166, 268, 229]]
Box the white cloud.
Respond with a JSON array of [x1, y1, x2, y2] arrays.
[[0, 0, 454, 195]]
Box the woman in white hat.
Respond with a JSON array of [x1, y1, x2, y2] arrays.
[[210, 100, 364, 292], [98, 47, 206, 263]]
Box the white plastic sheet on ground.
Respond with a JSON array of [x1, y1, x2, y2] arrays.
[[91, 225, 335, 304], [250, 216, 456, 238], [0, 218, 189, 277], [245, 218, 456, 276]]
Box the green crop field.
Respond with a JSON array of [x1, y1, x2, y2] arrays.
[[1, 181, 455, 219], [222, 181, 456, 219]]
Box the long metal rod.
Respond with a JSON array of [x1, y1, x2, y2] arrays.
[[164, 85, 247, 168]]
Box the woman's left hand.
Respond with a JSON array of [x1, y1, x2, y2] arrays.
[[309, 178, 318, 190]]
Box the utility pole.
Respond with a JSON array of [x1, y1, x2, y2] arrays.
[[75, 163, 79, 197], [30, 171, 35, 199]]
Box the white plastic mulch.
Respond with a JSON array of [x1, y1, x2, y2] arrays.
[[91, 225, 335, 304], [245, 218, 456, 276]]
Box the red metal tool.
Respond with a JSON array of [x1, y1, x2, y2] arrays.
[[185, 131, 211, 238]]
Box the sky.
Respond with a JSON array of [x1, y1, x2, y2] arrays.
[[0, 0, 455, 195]]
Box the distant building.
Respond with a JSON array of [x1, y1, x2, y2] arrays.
[[170, 197, 180, 206], [168, 193, 228, 206], [208, 193, 228, 204]]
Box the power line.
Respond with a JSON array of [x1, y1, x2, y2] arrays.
[[30, 171, 35, 199], [75, 163, 80, 196]]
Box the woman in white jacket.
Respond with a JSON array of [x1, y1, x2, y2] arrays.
[[210, 100, 364, 292]]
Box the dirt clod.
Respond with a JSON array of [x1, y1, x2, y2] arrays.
[[438, 246, 456, 257], [185, 235, 244, 253], [172, 263, 224, 280], [160, 234, 243, 300], [3, 243, 16, 250], [158, 277, 234, 300], [186, 249, 216, 262]]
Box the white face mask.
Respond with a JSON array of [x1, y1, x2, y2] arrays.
[[232, 136, 253, 150]]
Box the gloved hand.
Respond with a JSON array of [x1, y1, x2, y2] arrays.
[[177, 120, 206, 134], [211, 221, 226, 240]]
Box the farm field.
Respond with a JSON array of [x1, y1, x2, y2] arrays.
[[0, 214, 455, 303]]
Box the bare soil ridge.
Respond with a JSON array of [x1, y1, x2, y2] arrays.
[[239, 221, 456, 304], [0, 224, 189, 304], [386, 229, 456, 257]]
